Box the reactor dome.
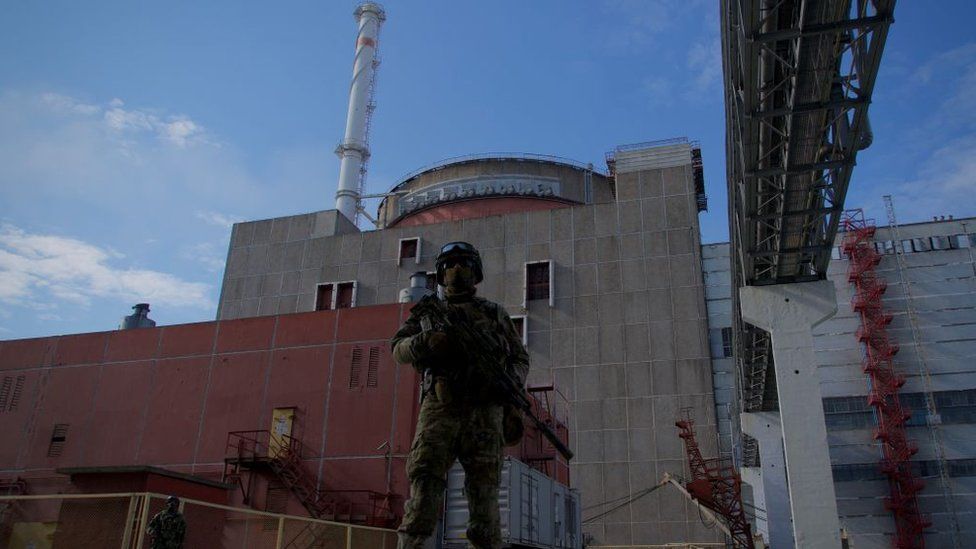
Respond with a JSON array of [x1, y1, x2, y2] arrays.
[[377, 153, 614, 228]]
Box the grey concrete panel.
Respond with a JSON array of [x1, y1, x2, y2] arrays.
[[356, 284, 376, 307], [239, 298, 259, 317], [526, 210, 551, 243], [640, 169, 663, 198], [677, 359, 712, 395], [550, 240, 573, 266], [654, 400, 683, 460], [220, 300, 240, 320], [662, 166, 688, 196], [652, 360, 677, 395], [303, 237, 333, 269], [645, 258, 671, 289], [599, 326, 625, 364], [576, 430, 605, 462], [672, 286, 702, 321], [596, 236, 619, 263], [527, 242, 550, 262], [281, 241, 306, 272], [576, 400, 603, 431], [623, 290, 649, 325], [551, 330, 575, 367], [620, 259, 646, 291], [223, 277, 245, 301], [225, 248, 249, 277], [597, 261, 622, 294], [600, 363, 627, 398], [574, 238, 596, 265], [594, 203, 617, 237], [527, 332, 551, 368], [553, 366, 575, 400], [574, 462, 605, 504], [243, 275, 262, 300], [603, 399, 627, 429], [619, 233, 643, 260], [550, 208, 573, 241], [603, 522, 633, 546], [603, 429, 628, 460], [357, 261, 381, 288], [481, 215, 505, 249], [626, 362, 653, 398], [339, 234, 363, 264], [232, 222, 255, 248], [287, 214, 314, 242], [641, 198, 666, 231], [462, 217, 487, 246], [647, 289, 673, 321], [277, 294, 298, 315], [664, 195, 691, 228], [616, 172, 639, 201], [504, 212, 526, 245], [649, 321, 676, 359], [337, 263, 359, 281], [674, 321, 705, 359], [667, 228, 694, 255], [258, 296, 279, 316], [299, 269, 320, 295], [629, 428, 656, 461], [598, 292, 624, 326], [643, 231, 669, 257], [619, 201, 642, 234], [503, 245, 527, 272], [360, 231, 382, 262], [270, 217, 290, 243], [259, 273, 283, 297], [251, 219, 273, 245], [574, 264, 598, 296], [375, 284, 397, 305], [624, 323, 651, 362], [628, 396, 654, 428], [552, 297, 575, 329], [573, 206, 595, 238], [668, 254, 696, 287], [575, 327, 600, 365], [246, 244, 270, 274]]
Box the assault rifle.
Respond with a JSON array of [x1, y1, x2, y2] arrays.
[[412, 294, 573, 460]]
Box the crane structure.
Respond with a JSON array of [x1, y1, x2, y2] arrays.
[[842, 209, 930, 548], [675, 415, 754, 549]]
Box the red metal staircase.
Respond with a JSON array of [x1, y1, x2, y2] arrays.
[[674, 416, 753, 549], [842, 210, 930, 548]]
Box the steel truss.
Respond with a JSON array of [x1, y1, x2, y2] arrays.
[[722, 0, 896, 415]]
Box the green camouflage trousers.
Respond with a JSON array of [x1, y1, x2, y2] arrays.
[[398, 384, 504, 549]]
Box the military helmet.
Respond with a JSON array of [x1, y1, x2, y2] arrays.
[[435, 241, 484, 285]]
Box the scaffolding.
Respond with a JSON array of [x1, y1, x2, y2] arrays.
[[841, 210, 929, 548]]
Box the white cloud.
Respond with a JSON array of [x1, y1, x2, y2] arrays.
[[181, 241, 227, 273], [685, 35, 722, 99], [195, 210, 242, 228], [0, 224, 212, 309]]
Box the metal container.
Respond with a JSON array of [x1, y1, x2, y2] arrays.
[[442, 457, 581, 549]]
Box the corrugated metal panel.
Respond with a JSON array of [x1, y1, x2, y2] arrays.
[[442, 457, 581, 548], [614, 143, 692, 174]]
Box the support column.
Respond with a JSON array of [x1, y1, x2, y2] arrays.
[[741, 411, 793, 548], [739, 280, 841, 548]]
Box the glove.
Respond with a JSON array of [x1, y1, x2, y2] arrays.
[[421, 331, 450, 358]]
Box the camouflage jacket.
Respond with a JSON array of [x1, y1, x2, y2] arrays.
[[147, 509, 186, 549], [391, 294, 529, 401]]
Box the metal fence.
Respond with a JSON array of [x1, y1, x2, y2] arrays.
[[0, 492, 397, 549]]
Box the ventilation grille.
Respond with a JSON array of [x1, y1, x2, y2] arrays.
[[367, 347, 380, 388], [350, 346, 381, 389], [47, 424, 69, 457], [0, 376, 24, 412], [350, 347, 363, 388]]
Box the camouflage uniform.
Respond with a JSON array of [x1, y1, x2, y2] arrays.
[[147, 508, 186, 549], [392, 292, 529, 549]]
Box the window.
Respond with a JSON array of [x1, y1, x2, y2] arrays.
[[912, 238, 930, 252], [720, 327, 734, 358], [315, 283, 334, 311], [398, 237, 421, 265], [316, 281, 357, 310], [335, 282, 356, 309], [510, 315, 527, 345], [931, 235, 950, 250], [48, 424, 69, 457], [525, 261, 552, 305]]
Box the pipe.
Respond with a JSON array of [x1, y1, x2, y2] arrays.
[[334, 2, 386, 223]]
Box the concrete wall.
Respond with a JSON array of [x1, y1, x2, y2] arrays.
[[215, 143, 723, 546], [704, 217, 976, 548]]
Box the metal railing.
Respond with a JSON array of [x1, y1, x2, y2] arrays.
[[0, 491, 397, 549]]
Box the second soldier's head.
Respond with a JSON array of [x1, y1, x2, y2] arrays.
[[435, 242, 483, 290]]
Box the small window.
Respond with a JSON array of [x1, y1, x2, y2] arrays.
[[525, 261, 552, 305], [721, 327, 733, 358], [48, 424, 69, 457], [335, 282, 356, 309], [931, 236, 950, 250], [510, 315, 527, 345], [912, 238, 931, 252], [315, 283, 334, 311], [900, 239, 915, 253], [399, 237, 421, 265]]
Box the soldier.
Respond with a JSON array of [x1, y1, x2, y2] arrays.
[[146, 495, 186, 549], [392, 241, 529, 549]]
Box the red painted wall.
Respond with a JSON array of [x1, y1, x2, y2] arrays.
[[391, 196, 574, 227], [0, 302, 570, 518]]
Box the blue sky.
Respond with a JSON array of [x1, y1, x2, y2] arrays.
[[1, 1, 974, 339]]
